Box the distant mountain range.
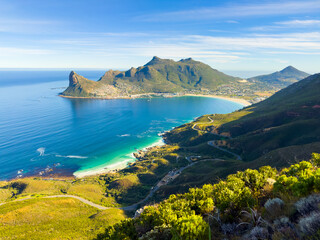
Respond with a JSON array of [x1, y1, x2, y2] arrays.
[[61, 57, 310, 99], [61, 57, 239, 98], [247, 65, 309, 87]]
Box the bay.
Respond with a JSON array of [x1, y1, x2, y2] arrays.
[[0, 70, 243, 180]]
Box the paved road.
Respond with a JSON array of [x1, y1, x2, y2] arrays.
[[0, 195, 109, 210], [192, 115, 239, 160], [207, 140, 242, 161], [121, 158, 224, 211], [192, 116, 231, 139], [192, 115, 214, 132], [45, 195, 109, 210]]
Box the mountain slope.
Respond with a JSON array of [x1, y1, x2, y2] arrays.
[[60, 57, 240, 98], [166, 73, 320, 165], [248, 66, 309, 87], [222, 73, 320, 161]]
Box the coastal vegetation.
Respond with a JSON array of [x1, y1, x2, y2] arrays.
[[97, 154, 320, 240]]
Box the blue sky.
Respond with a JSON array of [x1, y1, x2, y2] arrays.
[[0, 0, 320, 75]]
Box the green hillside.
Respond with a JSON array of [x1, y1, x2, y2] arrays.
[[216, 73, 320, 161], [61, 57, 240, 98], [166, 73, 320, 164]]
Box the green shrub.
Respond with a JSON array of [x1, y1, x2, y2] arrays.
[[172, 214, 209, 240], [311, 153, 320, 167], [274, 161, 317, 196], [213, 175, 255, 213]]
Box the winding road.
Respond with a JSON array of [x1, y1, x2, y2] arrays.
[[192, 115, 241, 160], [207, 141, 242, 161], [192, 116, 231, 139], [0, 159, 224, 211], [192, 116, 214, 132], [0, 195, 109, 210]]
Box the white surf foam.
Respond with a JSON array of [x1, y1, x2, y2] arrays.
[[37, 147, 45, 156], [73, 138, 165, 178], [56, 154, 88, 159], [117, 134, 131, 137], [65, 155, 88, 159]]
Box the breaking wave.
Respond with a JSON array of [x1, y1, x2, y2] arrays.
[[36, 147, 46, 156], [117, 134, 131, 137], [56, 154, 88, 159]]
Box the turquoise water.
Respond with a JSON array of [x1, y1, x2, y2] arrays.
[[0, 70, 244, 180]]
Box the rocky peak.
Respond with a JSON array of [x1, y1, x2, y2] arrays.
[[125, 67, 137, 77], [145, 56, 162, 65], [179, 57, 194, 63], [69, 71, 79, 86], [151, 56, 161, 61], [103, 70, 116, 78], [280, 66, 298, 73]]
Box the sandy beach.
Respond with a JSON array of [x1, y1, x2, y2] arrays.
[[60, 93, 251, 106], [183, 94, 251, 106], [73, 139, 165, 178]]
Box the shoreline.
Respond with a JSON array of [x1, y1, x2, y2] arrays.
[[182, 94, 251, 106], [59, 93, 251, 107], [72, 138, 165, 178], [9, 94, 247, 181]]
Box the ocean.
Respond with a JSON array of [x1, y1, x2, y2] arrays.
[[0, 70, 244, 180]]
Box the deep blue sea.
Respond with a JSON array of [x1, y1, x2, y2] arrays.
[[0, 70, 244, 180]]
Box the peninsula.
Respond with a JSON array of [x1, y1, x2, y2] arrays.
[[60, 57, 309, 104], [60, 56, 240, 99]]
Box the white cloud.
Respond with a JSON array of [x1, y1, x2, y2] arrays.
[[38, 31, 320, 66], [225, 20, 239, 24], [0, 18, 61, 33], [172, 33, 320, 52], [251, 19, 320, 31], [0, 47, 54, 56], [276, 19, 320, 26], [135, 1, 320, 22], [2, 29, 319, 69]]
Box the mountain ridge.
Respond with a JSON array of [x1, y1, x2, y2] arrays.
[[60, 57, 241, 98]]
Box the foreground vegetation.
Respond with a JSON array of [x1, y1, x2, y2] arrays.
[[97, 153, 320, 240]]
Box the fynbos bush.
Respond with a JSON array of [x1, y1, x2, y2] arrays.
[[298, 212, 320, 235], [139, 225, 172, 240], [220, 223, 237, 235], [295, 194, 320, 215], [264, 198, 284, 217], [245, 226, 269, 240]]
